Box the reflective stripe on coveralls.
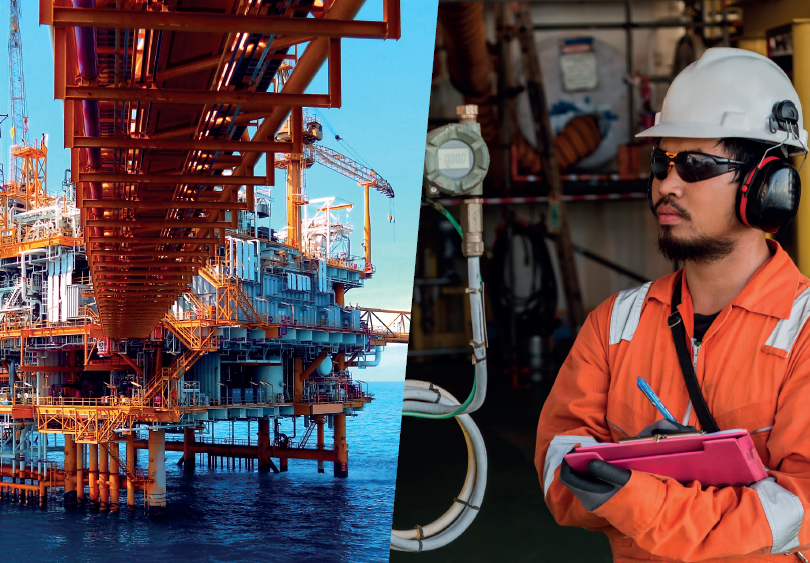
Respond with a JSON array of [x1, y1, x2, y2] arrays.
[[765, 288, 810, 357], [543, 435, 598, 497], [608, 282, 652, 345]]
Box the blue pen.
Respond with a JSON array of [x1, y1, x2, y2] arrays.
[[637, 377, 678, 423]]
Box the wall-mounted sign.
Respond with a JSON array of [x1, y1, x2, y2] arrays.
[[559, 37, 598, 92]]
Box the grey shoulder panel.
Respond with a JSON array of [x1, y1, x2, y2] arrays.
[[765, 288, 810, 357], [608, 282, 653, 345]]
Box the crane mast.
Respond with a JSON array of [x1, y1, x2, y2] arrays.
[[9, 0, 28, 183], [310, 145, 395, 198]]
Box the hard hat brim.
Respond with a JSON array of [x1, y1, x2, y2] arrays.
[[636, 121, 809, 156]]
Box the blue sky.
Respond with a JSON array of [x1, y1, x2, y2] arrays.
[[12, 1, 437, 313]]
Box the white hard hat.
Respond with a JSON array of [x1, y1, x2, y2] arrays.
[[637, 47, 808, 155]]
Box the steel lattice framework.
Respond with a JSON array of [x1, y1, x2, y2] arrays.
[[41, 0, 401, 338]]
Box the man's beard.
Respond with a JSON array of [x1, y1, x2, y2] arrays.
[[657, 227, 736, 264], [654, 196, 737, 264]]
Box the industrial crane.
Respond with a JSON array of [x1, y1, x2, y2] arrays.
[[8, 0, 28, 183], [309, 145, 394, 198], [274, 112, 394, 274]]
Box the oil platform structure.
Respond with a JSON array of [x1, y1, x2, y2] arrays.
[[0, 0, 409, 514]]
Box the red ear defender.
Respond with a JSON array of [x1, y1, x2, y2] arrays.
[[736, 157, 801, 233]]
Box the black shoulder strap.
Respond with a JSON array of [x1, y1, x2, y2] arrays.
[[670, 277, 720, 433]]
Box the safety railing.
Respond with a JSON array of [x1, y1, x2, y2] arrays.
[[38, 395, 160, 408], [0, 307, 99, 336]]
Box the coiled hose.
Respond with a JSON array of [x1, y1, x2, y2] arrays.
[[390, 382, 488, 551]]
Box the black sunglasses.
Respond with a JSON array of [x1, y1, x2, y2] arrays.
[[650, 148, 744, 183]]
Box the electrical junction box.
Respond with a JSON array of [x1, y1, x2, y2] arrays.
[[424, 110, 490, 197]]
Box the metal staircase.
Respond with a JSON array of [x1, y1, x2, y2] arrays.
[[104, 442, 149, 485]]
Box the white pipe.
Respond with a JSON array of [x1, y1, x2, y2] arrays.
[[401, 257, 487, 416], [356, 345, 382, 368]]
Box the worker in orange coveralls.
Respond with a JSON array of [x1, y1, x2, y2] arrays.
[[536, 47, 810, 563]]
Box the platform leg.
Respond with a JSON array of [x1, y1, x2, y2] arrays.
[[99, 444, 110, 512], [147, 429, 166, 514], [63, 435, 77, 506], [333, 414, 348, 478], [109, 442, 120, 512], [183, 428, 195, 472], [126, 434, 135, 512], [76, 443, 85, 505], [88, 443, 99, 507], [316, 415, 325, 473]]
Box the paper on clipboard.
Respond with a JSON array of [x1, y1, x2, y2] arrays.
[[564, 429, 768, 487]]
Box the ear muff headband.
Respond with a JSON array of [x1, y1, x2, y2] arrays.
[[738, 156, 780, 228]]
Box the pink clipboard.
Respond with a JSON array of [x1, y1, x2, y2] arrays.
[[564, 429, 768, 487]]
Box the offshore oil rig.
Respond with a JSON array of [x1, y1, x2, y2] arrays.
[[0, 0, 409, 513]]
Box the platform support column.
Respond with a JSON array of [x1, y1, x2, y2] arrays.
[[76, 443, 85, 505], [293, 357, 304, 403], [279, 457, 288, 472], [147, 429, 166, 513], [99, 444, 110, 511], [258, 419, 271, 471], [334, 413, 348, 478], [88, 443, 99, 507], [63, 434, 77, 506], [183, 428, 195, 472], [126, 433, 135, 511], [109, 442, 120, 512], [334, 282, 344, 306], [316, 415, 325, 474]]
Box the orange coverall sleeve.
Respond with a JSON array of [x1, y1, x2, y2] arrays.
[[535, 299, 614, 530], [588, 331, 810, 561]]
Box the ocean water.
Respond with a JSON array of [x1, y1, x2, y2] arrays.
[[0, 381, 404, 563]]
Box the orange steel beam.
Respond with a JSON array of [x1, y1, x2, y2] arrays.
[[157, 52, 295, 82], [93, 278, 190, 283], [131, 440, 339, 462], [47, 7, 395, 40], [95, 304, 178, 309], [79, 173, 269, 186], [303, 350, 330, 379], [91, 35, 310, 56], [232, 0, 371, 176], [72, 136, 293, 153], [93, 274, 190, 279], [82, 200, 246, 210], [93, 272, 198, 277], [329, 39, 341, 108], [93, 277, 190, 283], [18, 366, 83, 373], [54, 27, 66, 100], [86, 220, 232, 229], [95, 292, 188, 297], [88, 236, 219, 244], [95, 286, 189, 291], [117, 353, 143, 377], [156, 55, 223, 82], [90, 250, 209, 258], [360, 308, 412, 314], [65, 86, 332, 111]]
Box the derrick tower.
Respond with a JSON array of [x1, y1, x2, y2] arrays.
[[8, 0, 28, 183]]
